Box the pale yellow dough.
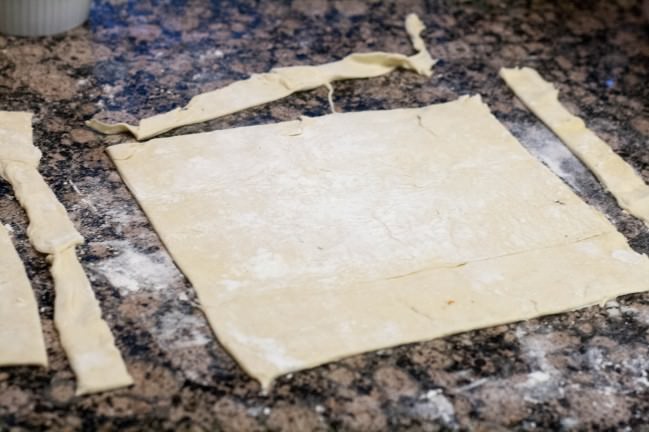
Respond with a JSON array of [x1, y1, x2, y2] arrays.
[[88, 14, 435, 141], [0, 223, 47, 367], [108, 96, 649, 389], [0, 111, 132, 395], [500, 67, 649, 226]]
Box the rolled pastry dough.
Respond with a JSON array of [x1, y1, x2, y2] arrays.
[[0, 223, 47, 367], [108, 96, 649, 389], [0, 111, 132, 395], [88, 14, 435, 141], [500, 67, 649, 226]]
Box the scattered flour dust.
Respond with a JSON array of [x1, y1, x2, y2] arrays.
[[514, 326, 564, 404], [88, 239, 183, 294], [513, 122, 590, 191], [88, 240, 214, 354], [155, 309, 212, 351], [612, 249, 643, 264], [411, 389, 456, 424]]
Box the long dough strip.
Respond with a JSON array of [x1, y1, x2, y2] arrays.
[[87, 14, 435, 141], [0, 222, 47, 367], [0, 111, 132, 395], [500, 67, 649, 225]]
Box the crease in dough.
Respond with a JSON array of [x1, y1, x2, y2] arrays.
[[107, 96, 649, 389], [87, 13, 435, 141], [0, 111, 133, 395], [0, 222, 48, 367], [500, 66, 649, 226]]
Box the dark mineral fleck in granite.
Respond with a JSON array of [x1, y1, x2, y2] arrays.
[[1, 0, 649, 430]]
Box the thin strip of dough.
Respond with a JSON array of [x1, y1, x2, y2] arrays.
[[500, 67, 649, 225], [0, 222, 47, 367], [87, 13, 435, 141], [0, 111, 132, 395]]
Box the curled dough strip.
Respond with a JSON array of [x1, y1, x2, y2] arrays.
[[87, 14, 435, 141]]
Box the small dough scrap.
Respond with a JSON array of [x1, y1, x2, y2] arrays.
[[500, 67, 649, 225], [88, 13, 435, 141], [0, 111, 132, 395], [0, 223, 47, 367], [108, 96, 649, 389]]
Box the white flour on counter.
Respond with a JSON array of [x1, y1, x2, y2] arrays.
[[71, 176, 185, 296], [509, 122, 591, 192], [515, 326, 563, 404], [155, 309, 212, 351], [88, 239, 184, 295], [411, 389, 456, 425]]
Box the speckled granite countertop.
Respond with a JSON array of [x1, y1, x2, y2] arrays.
[[1, 0, 649, 430]]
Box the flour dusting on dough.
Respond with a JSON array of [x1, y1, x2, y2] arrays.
[[611, 249, 642, 264], [221, 279, 243, 292], [574, 241, 600, 256], [468, 267, 505, 290], [248, 248, 290, 280]]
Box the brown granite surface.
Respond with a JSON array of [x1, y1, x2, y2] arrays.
[[1, 0, 649, 430]]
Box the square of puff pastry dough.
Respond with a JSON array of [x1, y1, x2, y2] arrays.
[[108, 96, 649, 389]]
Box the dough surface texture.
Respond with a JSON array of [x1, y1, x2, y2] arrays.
[[108, 96, 649, 388], [500, 67, 649, 226], [88, 14, 435, 141], [0, 222, 47, 367], [0, 111, 132, 395]]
